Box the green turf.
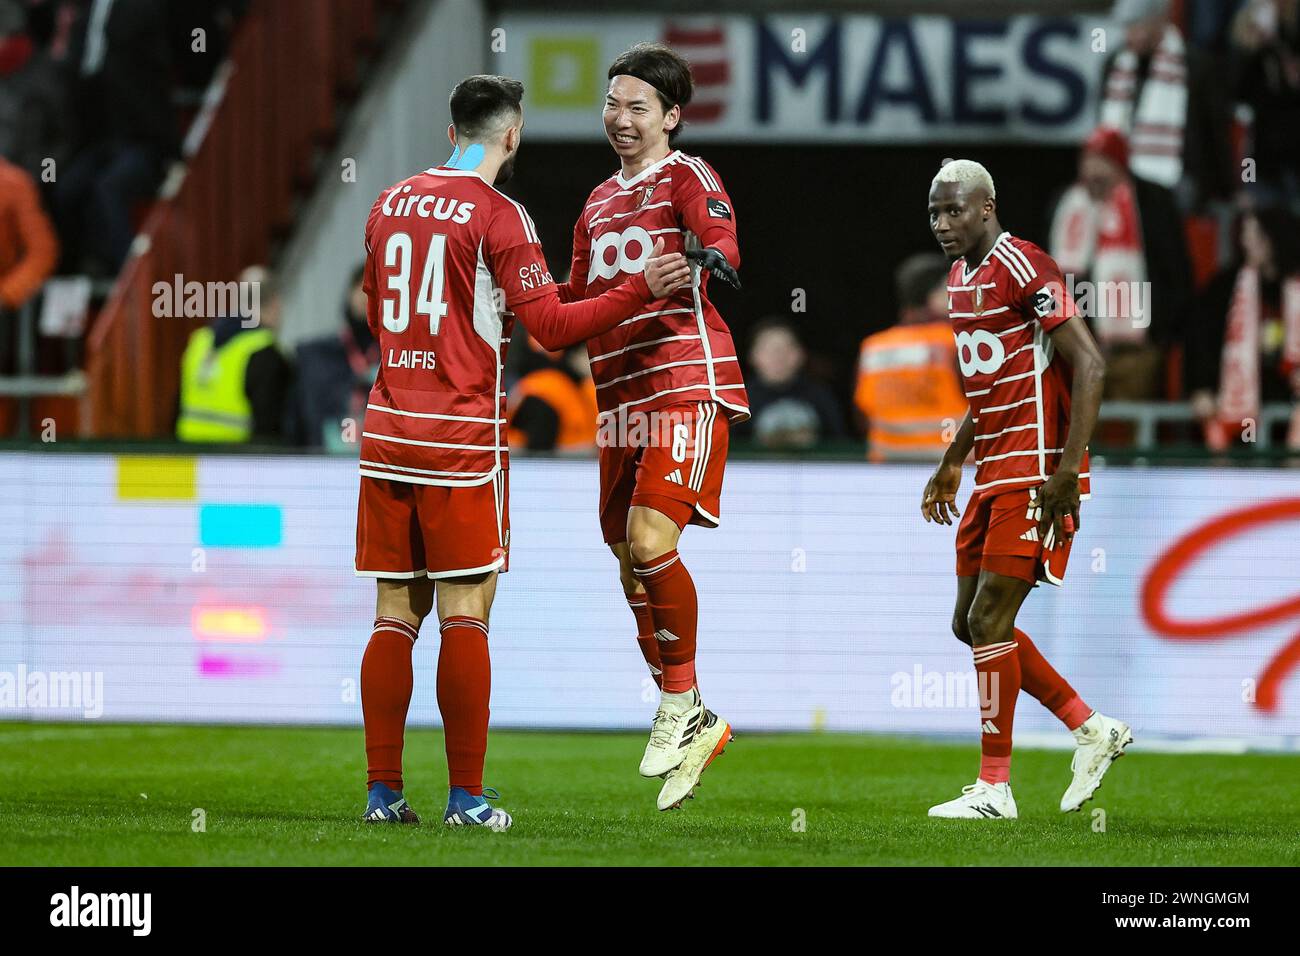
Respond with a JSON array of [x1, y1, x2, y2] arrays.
[[1, 723, 1297, 866]]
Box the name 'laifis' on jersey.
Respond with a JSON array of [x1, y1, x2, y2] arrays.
[[947, 232, 1091, 498]]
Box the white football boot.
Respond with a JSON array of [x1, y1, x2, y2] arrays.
[[639, 687, 704, 777], [657, 709, 733, 811], [927, 780, 1018, 819], [1060, 712, 1133, 812]]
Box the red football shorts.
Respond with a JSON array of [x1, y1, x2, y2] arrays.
[[955, 486, 1073, 586], [355, 471, 509, 579], [598, 400, 730, 545]]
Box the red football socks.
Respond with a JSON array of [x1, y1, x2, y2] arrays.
[[633, 550, 697, 693], [973, 638, 1021, 785], [1014, 628, 1092, 730], [628, 595, 664, 688], [361, 616, 418, 791], [437, 616, 491, 796]]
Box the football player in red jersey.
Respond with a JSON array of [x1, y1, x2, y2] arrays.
[[356, 75, 692, 829], [921, 160, 1133, 819], [558, 43, 745, 810]]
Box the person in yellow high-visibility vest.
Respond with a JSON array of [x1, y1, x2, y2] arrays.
[[854, 253, 968, 462], [176, 267, 289, 443]]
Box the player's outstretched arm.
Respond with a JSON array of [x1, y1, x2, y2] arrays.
[[514, 238, 691, 351], [922, 410, 973, 525], [1030, 316, 1105, 542]]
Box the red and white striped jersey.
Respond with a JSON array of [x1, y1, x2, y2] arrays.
[[359, 167, 552, 486], [566, 149, 749, 424], [947, 232, 1091, 498]]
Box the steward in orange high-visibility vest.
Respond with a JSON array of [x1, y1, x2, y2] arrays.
[[507, 342, 598, 451], [854, 254, 968, 462]]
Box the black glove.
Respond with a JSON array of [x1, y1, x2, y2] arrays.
[[685, 247, 741, 291]]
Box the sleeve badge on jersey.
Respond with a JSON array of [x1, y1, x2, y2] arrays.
[[1031, 287, 1059, 318], [706, 197, 732, 220]]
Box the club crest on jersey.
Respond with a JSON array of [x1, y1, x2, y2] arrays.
[[972, 286, 985, 316], [635, 183, 660, 208]]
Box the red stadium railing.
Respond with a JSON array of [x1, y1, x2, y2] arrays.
[[81, 0, 397, 437]]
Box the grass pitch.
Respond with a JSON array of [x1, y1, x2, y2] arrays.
[[1, 723, 1296, 866]]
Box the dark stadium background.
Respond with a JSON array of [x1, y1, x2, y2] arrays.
[[514, 142, 1078, 397]]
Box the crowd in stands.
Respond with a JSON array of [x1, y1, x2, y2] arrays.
[[0, 0, 240, 389], [5, 0, 1299, 456], [849, 0, 1300, 459]]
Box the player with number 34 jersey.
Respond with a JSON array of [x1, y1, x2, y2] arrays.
[[353, 75, 691, 833]]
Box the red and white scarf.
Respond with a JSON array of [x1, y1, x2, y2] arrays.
[[1214, 267, 1300, 446], [1049, 179, 1147, 345], [1099, 25, 1187, 189]]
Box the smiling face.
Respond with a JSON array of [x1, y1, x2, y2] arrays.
[[603, 74, 678, 163], [928, 180, 993, 260]]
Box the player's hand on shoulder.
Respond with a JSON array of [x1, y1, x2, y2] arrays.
[[921, 461, 963, 525], [685, 247, 741, 290], [644, 236, 692, 299], [1029, 471, 1080, 542]]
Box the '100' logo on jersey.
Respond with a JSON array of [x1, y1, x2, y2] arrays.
[[955, 329, 1006, 378], [588, 226, 654, 283]]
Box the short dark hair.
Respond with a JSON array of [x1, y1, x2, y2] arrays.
[[607, 43, 693, 141], [895, 253, 951, 309], [449, 74, 524, 141], [749, 316, 802, 351]]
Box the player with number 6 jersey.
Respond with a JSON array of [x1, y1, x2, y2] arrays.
[[354, 75, 692, 832], [560, 43, 747, 812]]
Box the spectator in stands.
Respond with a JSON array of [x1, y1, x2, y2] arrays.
[[0, 154, 59, 371], [854, 254, 967, 462], [506, 338, 598, 452], [176, 265, 290, 444], [1230, 0, 1300, 209], [0, 0, 74, 186], [1049, 125, 1193, 399], [292, 264, 379, 449], [734, 316, 843, 450], [1186, 207, 1300, 450], [53, 0, 177, 274], [1100, 0, 1234, 210]]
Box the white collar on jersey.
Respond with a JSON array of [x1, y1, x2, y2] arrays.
[[961, 231, 1011, 284], [615, 149, 681, 188], [424, 166, 488, 184]]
